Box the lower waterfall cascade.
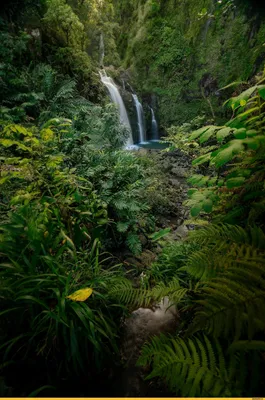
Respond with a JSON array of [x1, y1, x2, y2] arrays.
[[132, 93, 147, 143]]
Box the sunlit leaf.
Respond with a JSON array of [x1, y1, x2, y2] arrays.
[[67, 288, 93, 302]]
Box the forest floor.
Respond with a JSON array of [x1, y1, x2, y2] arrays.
[[103, 147, 193, 397]]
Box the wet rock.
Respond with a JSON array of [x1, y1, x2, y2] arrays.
[[169, 178, 181, 188], [124, 257, 143, 271], [171, 167, 188, 178], [162, 161, 172, 171], [139, 233, 148, 247], [138, 148, 148, 156], [174, 224, 189, 239], [140, 249, 157, 267], [122, 297, 178, 362], [119, 297, 178, 396]]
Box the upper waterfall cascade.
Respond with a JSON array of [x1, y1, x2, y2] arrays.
[[98, 33, 133, 147], [99, 70, 133, 146], [132, 94, 146, 143]]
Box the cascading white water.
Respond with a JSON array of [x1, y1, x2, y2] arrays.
[[150, 107, 159, 140], [99, 70, 133, 146], [132, 94, 146, 143]]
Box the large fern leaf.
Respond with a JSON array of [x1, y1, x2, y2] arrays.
[[189, 260, 265, 339], [138, 334, 233, 396]]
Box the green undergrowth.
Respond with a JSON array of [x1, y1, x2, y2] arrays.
[[127, 70, 265, 396]]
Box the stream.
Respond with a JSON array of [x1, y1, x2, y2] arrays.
[[97, 146, 191, 397]]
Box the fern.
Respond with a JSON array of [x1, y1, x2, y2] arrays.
[[138, 334, 233, 396], [126, 232, 142, 255], [190, 258, 265, 339], [109, 279, 152, 307]]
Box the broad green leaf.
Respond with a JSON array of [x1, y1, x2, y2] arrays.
[[191, 204, 202, 217], [208, 177, 217, 187], [149, 228, 171, 242], [199, 126, 219, 144], [0, 176, 9, 185], [234, 86, 257, 102], [235, 107, 259, 120], [97, 218, 108, 225], [234, 128, 246, 139], [211, 140, 244, 167], [216, 127, 232, 142], [202, 198, 213, 213], [188, 174, 204, 185], [220, 81, 246, 91], [192, 152, 211, 166], [190, 191, 205, 201], [239, 99, 246, 107], [243, 137, 261, 150], [188, 189, 197, 196], [226, 177, 246, 188], [258, 87, 265, 100], [0, 139, 17, 147], [189, 126, 210, 141], [246, 129, 258, 137]]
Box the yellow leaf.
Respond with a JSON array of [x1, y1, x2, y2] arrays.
[[67, 288, 93, 302], [240, 99, 247, 107], [40, 128, 54, 142]]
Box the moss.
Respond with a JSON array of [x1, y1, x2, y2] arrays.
[[113, 0, 265, 127]]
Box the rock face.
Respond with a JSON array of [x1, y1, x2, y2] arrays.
[[114, 0, 265, 128]]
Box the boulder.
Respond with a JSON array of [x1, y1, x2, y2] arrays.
[[174, 224, 189, 239], [171, 167, 188, 178], [169, 178, 181, 188]]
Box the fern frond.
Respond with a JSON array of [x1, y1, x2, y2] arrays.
[[138, 334, 232, 396], [190, 263, 265, 339], [110, 277, 191, 308], [109, 279, 152, 307], [188, 223, 249, 246], [151, 278, 189, 304], [185, 248, 222, 280]]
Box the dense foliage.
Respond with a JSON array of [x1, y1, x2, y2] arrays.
[[1, 0, 265, 397], [113, 0, 265, 127], [133, 75, 265, 396]]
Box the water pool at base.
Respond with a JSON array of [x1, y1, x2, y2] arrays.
[[137, 140, 170, 150]]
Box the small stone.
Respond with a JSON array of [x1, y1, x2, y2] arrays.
[[174, 224, 189, 239], [171, 167, 188, 178], [169, 178, 181, 187]]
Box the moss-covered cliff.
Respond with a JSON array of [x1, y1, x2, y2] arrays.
[[113, 0, 265, 128]]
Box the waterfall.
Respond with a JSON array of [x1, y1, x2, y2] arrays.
[[132, 94, 146, 143], [99, 70, 133, 146], [150, 107, 159, 140], [99, 32, 105, 67]]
